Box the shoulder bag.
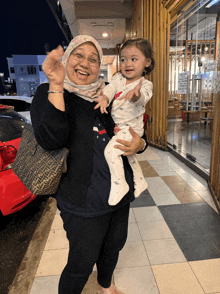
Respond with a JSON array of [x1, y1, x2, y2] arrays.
[[12, 123, 69, 195]]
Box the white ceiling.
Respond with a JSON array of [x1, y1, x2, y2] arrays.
[[59, 0, 133, 51]]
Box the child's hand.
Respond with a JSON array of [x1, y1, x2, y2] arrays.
[[119, 79, 143, 102], [94, 91, 109, 114]]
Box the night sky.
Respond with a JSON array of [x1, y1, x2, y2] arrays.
[[1, 0, 67, 93]]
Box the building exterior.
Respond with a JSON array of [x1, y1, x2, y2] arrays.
[[7, 55, 48, 96]]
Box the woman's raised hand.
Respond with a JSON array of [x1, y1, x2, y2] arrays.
[[42, 45, 65, 86]]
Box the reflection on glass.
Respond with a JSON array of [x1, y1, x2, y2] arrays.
[[167, 0, 219, 173]]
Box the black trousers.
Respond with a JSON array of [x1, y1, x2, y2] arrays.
[[58, 203, 130, 294]]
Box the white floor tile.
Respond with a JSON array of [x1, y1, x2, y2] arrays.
[[133, 207, 164, 223], [147, 159, 164, 165], [35, 249, 68, 277], [150, 191, 181, 205], [114, 266, 160, 294], [30, 275, 60, 294], [128, 209, 136, 223], [116, 241, 150, 268], [187, 180, 208, 191], [44, 230, 68, 250], [138, 220, 174, 240], [146, 177, 173, 194], [196, 190, 214, 202], [152, 262, 205, 294], [127, 223, 142, 242], [51, 215, 63, 230], [143, 239, 186, 265], [189, 259, 220, 293], [155, 170, 177, 176]]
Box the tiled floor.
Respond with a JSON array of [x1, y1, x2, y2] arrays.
[[30, 146, 220, 294], [167, 118, 212, 170]]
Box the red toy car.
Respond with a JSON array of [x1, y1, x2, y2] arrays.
[[0, 105, 37, 216]]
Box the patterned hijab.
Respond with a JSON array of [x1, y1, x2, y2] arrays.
[[62, 35, 105, 102]]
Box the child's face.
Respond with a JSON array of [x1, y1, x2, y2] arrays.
[[120, 45, 151, 83]]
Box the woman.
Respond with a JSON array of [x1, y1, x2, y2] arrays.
[[31, 35, 148, 294]]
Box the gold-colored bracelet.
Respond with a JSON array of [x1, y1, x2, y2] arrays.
[[48, 90, 64, 93]]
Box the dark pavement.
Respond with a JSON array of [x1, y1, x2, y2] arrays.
[[0, 195, 49, 294]]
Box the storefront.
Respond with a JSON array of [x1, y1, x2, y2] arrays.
[[168, 0, 220, 179], [127, 0, 220, 208]]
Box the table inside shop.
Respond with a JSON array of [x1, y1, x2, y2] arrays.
[[182, 107, 210, 123]]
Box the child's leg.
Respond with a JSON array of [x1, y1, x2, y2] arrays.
[[105, 134, 129, 206], [127, 155, 148, 198]]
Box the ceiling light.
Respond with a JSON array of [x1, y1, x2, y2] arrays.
[[206, 0, 220, 8], [107, 22, 114, 26], [102, 33, 108, 38], [91, 22, 97, 26]]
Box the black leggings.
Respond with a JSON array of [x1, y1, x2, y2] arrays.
[[58, 204, 130, 294]]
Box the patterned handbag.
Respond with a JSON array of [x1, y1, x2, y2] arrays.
[[12, 123, 69, 195]]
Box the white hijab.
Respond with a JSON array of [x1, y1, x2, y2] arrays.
[[62, 35, 105, 102]]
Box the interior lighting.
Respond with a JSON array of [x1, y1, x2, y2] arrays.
[[206, 0, 220, 8], [102, 32, 108, 38], [201, 57, 205, 61], [205, 47, 208, 51]]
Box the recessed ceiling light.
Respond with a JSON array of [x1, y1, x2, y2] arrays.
[[102, 32, 108, 38]]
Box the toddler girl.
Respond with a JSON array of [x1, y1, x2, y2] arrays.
[[95, 38, 155, 206]]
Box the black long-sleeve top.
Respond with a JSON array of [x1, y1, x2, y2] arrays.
[[30, 83, 148, 216]]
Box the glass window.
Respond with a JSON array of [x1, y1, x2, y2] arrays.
[[27, 65, 37, 75], [168, 0, 219, 174]]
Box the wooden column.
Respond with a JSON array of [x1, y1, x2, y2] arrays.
[[126, 0, 170, 149]]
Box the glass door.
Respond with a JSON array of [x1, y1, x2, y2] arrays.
[[168, 0, 219, 174]]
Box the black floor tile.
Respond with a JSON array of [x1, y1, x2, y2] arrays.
[[165, 216, 204, 238], [197, 216, 220, 235], [130, 189, 156, 208], [176, 234, 220, 261], [186, 202, 218, 218], [211, 234, 220, 252], [159, 202, 220, 261], [158, 204, 193, 221]]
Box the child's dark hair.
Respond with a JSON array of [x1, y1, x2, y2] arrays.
[[120, 38, 155, 75]]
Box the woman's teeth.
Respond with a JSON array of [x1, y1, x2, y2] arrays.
[[76, 70, 89, 76]]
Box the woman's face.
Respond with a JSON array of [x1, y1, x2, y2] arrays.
[[66, 42, 100, 85]]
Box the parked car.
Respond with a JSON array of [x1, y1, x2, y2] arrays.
[[0, 105, 37, 216]]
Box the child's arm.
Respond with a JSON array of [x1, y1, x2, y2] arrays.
[[94, 91, 109, 114], [119, 79, 143, 102], [94, 74, 120, 113]]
